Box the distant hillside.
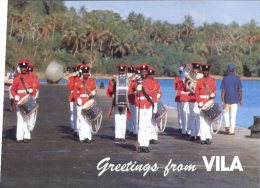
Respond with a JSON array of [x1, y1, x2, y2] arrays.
[[6, 0, 260, 76]]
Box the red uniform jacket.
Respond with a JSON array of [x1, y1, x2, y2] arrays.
[[154, 79, 162, 99], [174, 76, 182, 102], [67, 76, 80, 102], [106, 79, 115, 98], [73, 77, 97, 105], [28, 72, 41, 89], [129, 77, 159, 109], [195, 76, 216, 105], [177, 80, 190, 102], [11, 73, 36, 100]]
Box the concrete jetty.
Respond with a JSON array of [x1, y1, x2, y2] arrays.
[[1, 85, 259, 187]]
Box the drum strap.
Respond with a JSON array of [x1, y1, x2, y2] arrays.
[[20, 77, 29, 94], [82, 79, 89, 95], [142, 86, 154, 108]]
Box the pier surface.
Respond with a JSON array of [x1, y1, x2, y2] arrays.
[[1, 85, 259, 188]]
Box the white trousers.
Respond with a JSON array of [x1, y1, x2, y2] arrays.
[[150, 119, 158, 141], [28, 110, 37, 132], [180, 102, 190, 134], [176, 102, 182, 129], [127, 104, 136, 133], [114, 107, 127, 139], [9, 86, 13, 99], [189, 102, 200, 137], [199, 112, 212, 141], [137, 107, 153, 147], [28, 92, 39, 132], [70, 101, 77, 132], [223, 104, 238, 134], [16, 108, 31, 141], [77, 106, 92, 141]]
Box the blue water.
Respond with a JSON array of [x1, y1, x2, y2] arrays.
[[39, 78, 260, 128]]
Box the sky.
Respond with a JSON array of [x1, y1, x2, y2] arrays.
[[65, 1, 260, 26]]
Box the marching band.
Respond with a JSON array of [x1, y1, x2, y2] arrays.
[[9, 59, 224, 151]]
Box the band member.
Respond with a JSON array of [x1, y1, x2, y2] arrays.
[[174, 66, 184, 132], [187, 62, 202, 141], [11, 59, 37, 143], [67, 65, 79, 135], [73, 65, 97, 143], [148, 67, 161, 144], [129, 63, 159, 153], [107, 64, 128, 142], [27, 63, 41, 132], [127, 66, 137, 136], [179, 63, 190, 136], [195, 64, 216, 145], [27, 63, 41, 97]]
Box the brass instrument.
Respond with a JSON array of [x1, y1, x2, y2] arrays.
[[182, 63, 203, 93]]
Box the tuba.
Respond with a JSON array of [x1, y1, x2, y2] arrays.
[[185, 71, 203, 93], [183, 63, 203, 93]]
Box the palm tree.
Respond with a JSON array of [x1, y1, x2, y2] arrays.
[[241, 19, 260, 56], [128, 33, 143, 56], [62, 27, 86, 56]]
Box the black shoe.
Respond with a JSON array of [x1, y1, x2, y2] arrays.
[[133, 134, 137, 138], [150, 139, 158, 144], [23, 139, 30, 143], [120, 138, 126, 142], [225, 127, 230, 134], [73, 132, 79, 139], [17, 140, 23, 143], [200, 141, 206, 145], [189, 136, 195, 141], [137, 147, 143, 153], [178, 129, 182, 133], [129, 132, 134, 137], [205, 139, 211, 145], [85, 138, 91, 143], [143, 147, 150, 153], [115, 138, 120, 142], [196, 136, 201, 141]]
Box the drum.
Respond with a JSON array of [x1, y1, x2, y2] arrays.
[[115, 75, 129, 107], [154, 101, 167, 121], [17, 94, 39, 115], [82, 99, 102, 121], [202, 99, 223, 122]]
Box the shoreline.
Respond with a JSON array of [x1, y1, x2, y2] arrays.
[[34, 72, 260, 80]]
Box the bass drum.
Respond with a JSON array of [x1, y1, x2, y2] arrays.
[[115, 74, 129, 107]]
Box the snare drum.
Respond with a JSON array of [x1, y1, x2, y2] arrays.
[[202, 99, 223, 122], [17, 94, 39, 115], [82, 99, 102, 121], [154, 101, 167, 121]]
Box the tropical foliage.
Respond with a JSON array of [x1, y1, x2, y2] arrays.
[[6, 1, 260, 76]]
